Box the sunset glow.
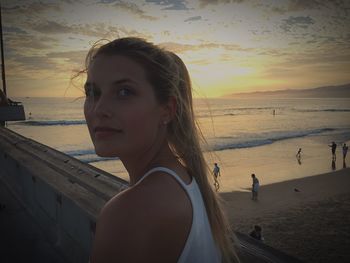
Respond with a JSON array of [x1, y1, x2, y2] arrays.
[[1, 0, 349, 97]]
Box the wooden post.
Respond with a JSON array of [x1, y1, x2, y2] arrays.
[[0, 4, 7, 96]]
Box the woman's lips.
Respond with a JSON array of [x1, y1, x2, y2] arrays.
[[94, 127, 122, 139]]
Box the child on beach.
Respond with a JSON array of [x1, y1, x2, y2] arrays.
[[83, 37, 238, 263], [213, 163, 221, 191], [249, 225, 264, 242], [251, 173, 259, 201]]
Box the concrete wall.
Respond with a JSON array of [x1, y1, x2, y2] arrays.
[[0, 127, 128, 263], [0, 127, 302, 263]]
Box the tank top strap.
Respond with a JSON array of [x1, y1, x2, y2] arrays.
[[134, 166, 192, 188]]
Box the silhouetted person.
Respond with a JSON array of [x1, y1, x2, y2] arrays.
[[296, 148, 302, 158], [329, 142, 337, 160], [249, 225, 264, 242], [332, 159, 336, 170], [212, 163, 221, 192], [296, 148, 302, 165], [343, 143, 348, 161], [251, 173, 259, 201]]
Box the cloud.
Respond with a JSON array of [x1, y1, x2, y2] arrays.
[[31, 20, 73, 34], [159, 41, 252, 53], [3, 26, 28, 35], [184, 16, 202, 22], [287, 0, 323, 11], [271, 0, 322, 14], [145, 0, 189, 10], [47, 50, 87, 66], [13, 56, 59, 71], [2, 2, 61, 15], [5, 34, 59, 53], [198, 0, 244, 8], [280, 16, 315, 32], [257, 49, 289, 57], [271, 0, 350, 14], [27, 20, 150, 39], [98, 0, 157, 20], [112, 1, 158, 20]]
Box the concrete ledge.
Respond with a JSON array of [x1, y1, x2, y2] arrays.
[[0, 127, 302, 263], [0, 127, 129, 263]]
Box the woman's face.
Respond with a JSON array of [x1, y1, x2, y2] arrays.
[[84, 54, 167, 158]]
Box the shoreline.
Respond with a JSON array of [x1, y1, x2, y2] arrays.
[[222, 168, 350, 262], [208, 134, 350, 193]]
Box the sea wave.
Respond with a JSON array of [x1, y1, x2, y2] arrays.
[[17, 120, 86, 126], [196, 106, 279, 118], [212, 128, 336, 151], [77, 156, 117, 163], [64, 149, 95, 156], [296, 109, 350, 113]]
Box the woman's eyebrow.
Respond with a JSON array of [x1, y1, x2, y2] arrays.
[[111, 78, 137, 86], [84, 79, 136, 90]]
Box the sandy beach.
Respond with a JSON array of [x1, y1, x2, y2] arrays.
[[221, 168, 350, 262]]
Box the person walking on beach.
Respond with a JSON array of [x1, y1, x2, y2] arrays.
[[84, 37, 239, 263], [343, 143, 348, 161], [329, 142, 337, 160], [213, 163, 221, 192], [296, 148, 302, 165], [296, 148, 302, 158], [251, 173, 259, 201]]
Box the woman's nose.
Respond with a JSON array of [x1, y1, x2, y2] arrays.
[[93, 95, 113, 118]]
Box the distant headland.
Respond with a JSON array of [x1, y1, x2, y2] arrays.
[[226, 83, 350, 98]]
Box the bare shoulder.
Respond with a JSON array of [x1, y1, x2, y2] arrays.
[[90, 171, 192, 263]]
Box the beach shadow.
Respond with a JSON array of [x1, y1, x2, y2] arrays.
[[296, 156, 302, 165], [332, 159, 336, 170]]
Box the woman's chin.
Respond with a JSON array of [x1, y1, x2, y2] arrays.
[[95, 149, 119, 158]]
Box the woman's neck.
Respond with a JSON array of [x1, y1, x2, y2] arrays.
[[121, 142, 178, 186]]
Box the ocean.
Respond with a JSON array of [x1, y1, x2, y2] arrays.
[[7, 97, 350, 192]]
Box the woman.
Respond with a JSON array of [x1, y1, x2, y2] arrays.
[[83, 37, 239, 262]]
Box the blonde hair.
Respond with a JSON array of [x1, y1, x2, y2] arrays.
[[83, 37, 239, 262]]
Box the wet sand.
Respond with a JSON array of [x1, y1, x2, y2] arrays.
[[221, 168, 350, 262]]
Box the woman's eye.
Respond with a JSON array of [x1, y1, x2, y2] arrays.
[[118, 88, 133, 97]]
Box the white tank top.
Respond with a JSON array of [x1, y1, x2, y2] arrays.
[[135, 167, 222, 263]]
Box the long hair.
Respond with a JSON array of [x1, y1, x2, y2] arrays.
[[83, 37, 240, 262]]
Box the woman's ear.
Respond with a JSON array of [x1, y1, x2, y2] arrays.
[[162, 96, 177, 123]]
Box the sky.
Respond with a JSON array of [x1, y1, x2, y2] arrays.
[[1, 0, 350, 98]]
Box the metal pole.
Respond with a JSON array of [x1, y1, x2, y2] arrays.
[[0, 3, 7, 96]]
